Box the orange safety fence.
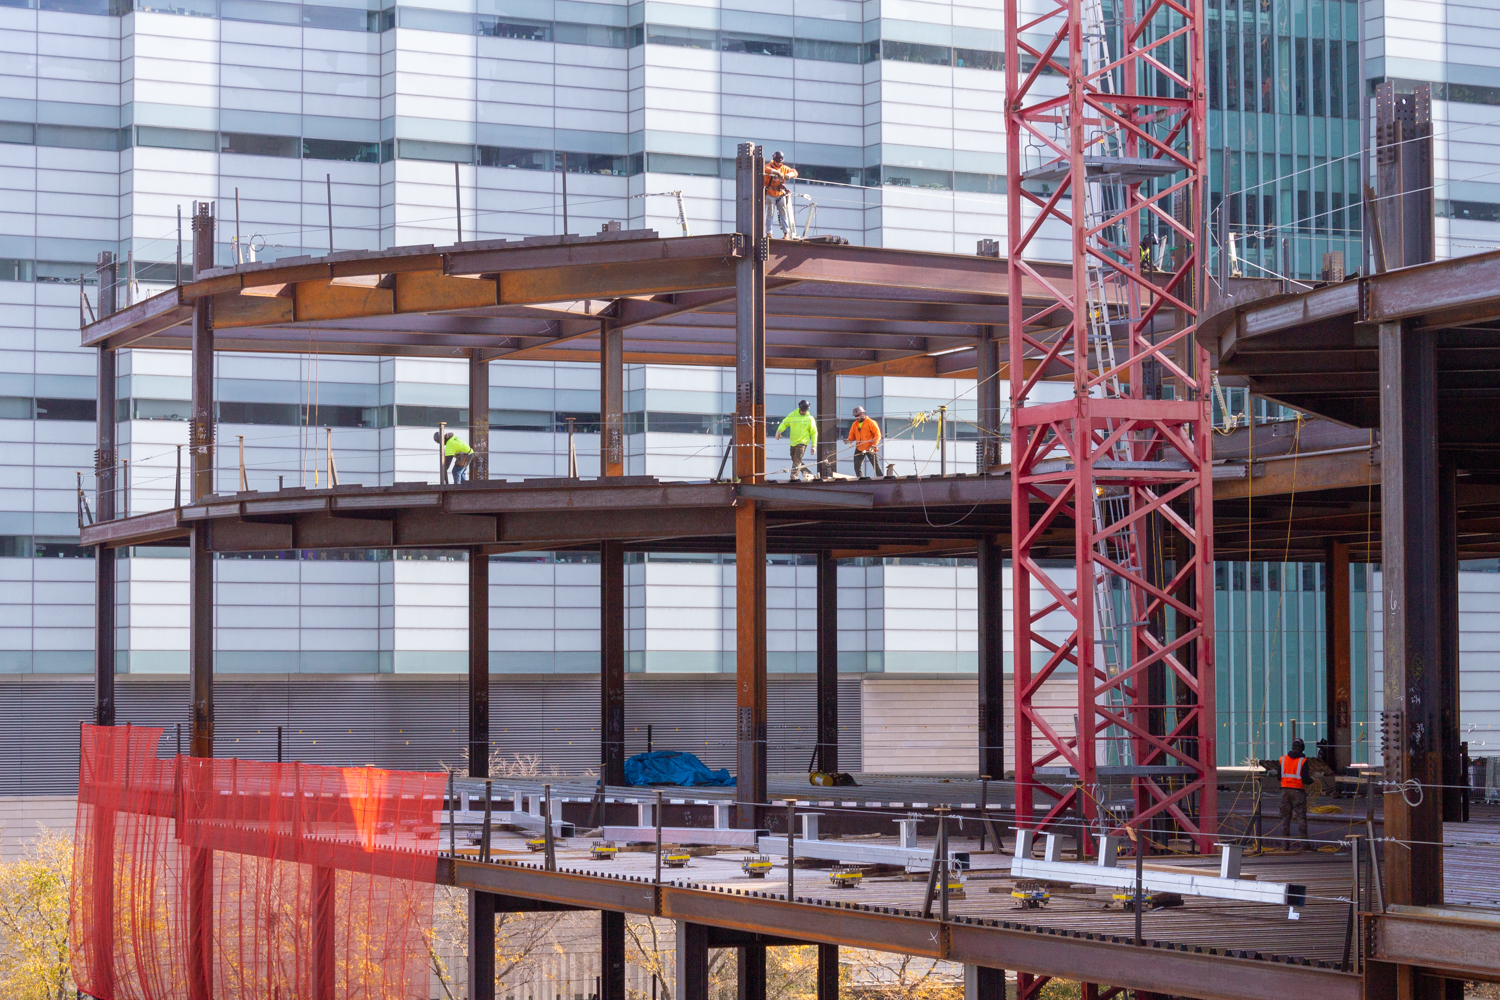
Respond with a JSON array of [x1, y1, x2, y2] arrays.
[[72, 724, 448, 1000]]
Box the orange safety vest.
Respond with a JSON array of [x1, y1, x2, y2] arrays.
[[1280, 754, 1306, 790]]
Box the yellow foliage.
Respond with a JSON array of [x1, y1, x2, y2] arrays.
[[0, 829, 74, 1000]]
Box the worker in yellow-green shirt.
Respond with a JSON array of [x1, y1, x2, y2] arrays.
[[435, 429, 474, 483], [775, 399, 818, 481]]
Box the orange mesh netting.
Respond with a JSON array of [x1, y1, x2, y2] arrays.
[[72, 724, 448, 1000]]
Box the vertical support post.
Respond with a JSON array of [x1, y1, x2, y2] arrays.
[[313, 864, 336, 1000], [675, 922, 709, 1000], [95, 255, 117, 727], [977, 533, 1004, 779], [969, 967, 1005, 1000], [600, 911, 625, 1000], [190, 202, 215, 503], [469, 353, 490, 481], [1438, 462, 1462, 823], [1379, 318, 1444, 918], [816, 549, 838, 774], [975, 325, 1001, 471], [601, 539, 626, 785], [189, 525, 213, 758], [470, 546, 490, 777], [817, 945, 839, 1000], [815, 361, 836, 478], [601, 320, 624, 477], [469, 891, 496, 1000], [738, 946, 766, 1000], [1325, 539, 1352, 772], [735, 142, 767, 829]]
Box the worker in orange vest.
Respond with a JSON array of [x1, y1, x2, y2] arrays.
[[846, 406, 884, 479], [765, 151, 799, 239], [1258, 737, 1331, 850]]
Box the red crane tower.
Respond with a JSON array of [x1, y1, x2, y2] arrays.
[[1004, 0, 1216, 851]]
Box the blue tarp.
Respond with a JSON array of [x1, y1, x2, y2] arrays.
[[623, 750, 735, 787]]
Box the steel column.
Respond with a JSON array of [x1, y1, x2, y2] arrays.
[[977, 533, 1004, 779], [816, 549, 838, 774], [975, 325, 1001, 471], [470, 547, 490, 777], [971, 966, 1005, 1000], [817, 944, 839, 1000], [1379, 318, 1442, 921], [469, 353, 490, 481], [602, 320, 624, 477], [94, 253, 117, 728], [189, 524, 213, 758], [1325, 540, 1352, 772], [735, 142, 767, 827], [601, 911, 626, 1000], [468, 891, 496, 1000], [676, 921, 710, 1000], [190, 203, 215, 502], [602, 539, 626, 785], [313, 864, 336, 1000], [815, 360, 836, 478], [738, 945, 766, 1000], [1438, 462, 1462, 823], [1005, 0, 1216, 849]]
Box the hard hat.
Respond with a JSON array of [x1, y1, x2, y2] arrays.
[[433, 431, 453, 443], [852, 405, 866, 417], [798, 399, 809, 409], [772, 150, 784, 161], [1140, 233, 1159, 247], [1291, 737, 1305, 753]]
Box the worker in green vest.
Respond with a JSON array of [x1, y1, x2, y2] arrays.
[[775, 399, 818, 482], [435, 429, 474, 483]]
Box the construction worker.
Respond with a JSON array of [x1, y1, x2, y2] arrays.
[[775, 399, 817, 481], [765, 151, 799, 239], [846, 405, 883, 479], [435, 429, 474, 484], [1258, 737, 1332, 850], [1140, 232, 1159, 271]]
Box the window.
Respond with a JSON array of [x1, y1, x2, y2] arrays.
[[398, 139, 475, 163], [398, 6, 473, 31], [0, 260, 35, 282], [35, 398, 96, 421], [1312, 39, 1326, 118], [881, 40, 950, 66], [955, 172, 1004, 194], [720, 31, 792, 57], [881, 165, 952, 190], [553, 22, 627, 46], [221, 0, 298, 22], [301, 4, 374, 30], [37, 124, 124, 151], [558, 151, 632, 176], [396, 404, 468, 427], [954, 47, 1001, 71], [479, 15, 551, 39], [1294, 37, 1308, 115], [646, 24, 716, 49], [792, 37, 863, 63], [137, 126, 217, 151], [646, 153, 719, 177], [480, 146, 551, 169], [303, 138, 380, 162], [221, 132, 300, 158], [796, 164, 863, 185]]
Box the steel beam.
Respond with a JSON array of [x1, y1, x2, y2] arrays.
[[470, 547, 490, 778], [677, 922, 710, 1000], [470, 353, 490, 481], [1325, 540, 1352, 772], [1438, 463, 1462, 823], [602, 319, 624, 477], [735, 142, 768, 828], [977, 533, 1004, 778], [815, 360, 836, 478], [601, 539, 626, 785], [469, 891, 496, 1000], [816, 549, 837, 774], [190, 203, 215, 502], [600, 910, 625, 1000], [818, 945, 839, 1000], [739, 945, 767, 1000], [1379, 318, 1444, 922], [94, 275, 117, 726], [976, 324, 1001, 471], [189, 525, 213, 758]]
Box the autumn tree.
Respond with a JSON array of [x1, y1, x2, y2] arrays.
[[0, 829, 73, 1000]]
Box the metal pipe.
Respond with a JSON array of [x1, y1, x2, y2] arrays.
[[785, 798, 795, 899], [238, 435, 247, 492], [234, 187, 242, 265], [175, 444, 182, 508], [653, 789, 663, 884], [121, 458, 129, 518], [453, 163, 462, 243], [481, 779, 493, 863], [176, 205, 182, 286], [326, 174, 334, 254], [938, 405, 947, 476], [543, 783, 556, 871]]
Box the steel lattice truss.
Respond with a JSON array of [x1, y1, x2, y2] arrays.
[[1005, 0, 1216, 849]]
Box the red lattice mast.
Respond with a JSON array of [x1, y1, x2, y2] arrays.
[[1005, 0, 1216, 849]]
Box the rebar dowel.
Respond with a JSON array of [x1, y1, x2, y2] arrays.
[[175, 445, 182, 508], [121, 458, 129, 519], [937, 808, 950, 922], [653, 789, 663, 884], [238, 435, 247, 492], [326, 174, 334, 254], [786, 799, 796, 898], [481, 780, 493, 863]]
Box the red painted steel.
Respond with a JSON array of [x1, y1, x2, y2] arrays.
[[71, 724, 446, 1000], [1005, 0, 1216, 849]]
